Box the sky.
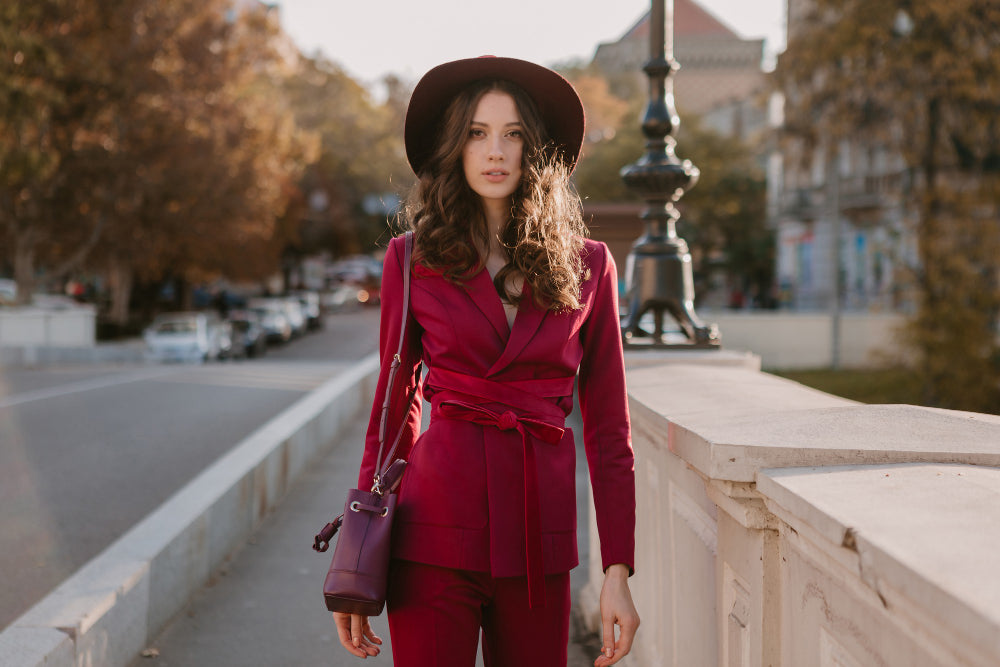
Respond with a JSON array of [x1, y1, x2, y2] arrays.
[[274, 0, 786, 92]]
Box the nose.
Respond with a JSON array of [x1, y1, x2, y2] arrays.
[[487, 136, 504, 160]]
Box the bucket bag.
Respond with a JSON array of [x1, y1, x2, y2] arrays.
[[312, 231, 420, 615]]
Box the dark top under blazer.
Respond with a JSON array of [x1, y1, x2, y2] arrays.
[[359, 236, 636, 589]]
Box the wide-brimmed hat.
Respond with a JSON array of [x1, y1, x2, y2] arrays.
[[404, 56, 585, 177]]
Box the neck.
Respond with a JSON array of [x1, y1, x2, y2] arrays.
[[481, 198, 510, 256]]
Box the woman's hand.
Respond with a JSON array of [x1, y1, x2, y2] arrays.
[[332, 611, 383, 659], [595, 563, 640, 666]]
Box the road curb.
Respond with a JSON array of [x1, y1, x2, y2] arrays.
[[0, 353, 380, 667]]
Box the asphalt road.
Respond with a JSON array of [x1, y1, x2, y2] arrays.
[[0, 306, 380, 630]]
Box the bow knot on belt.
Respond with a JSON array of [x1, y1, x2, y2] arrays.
[[434, 398, 565, 609], [497, 410, 518, 431], [438, 401, 564, 443]]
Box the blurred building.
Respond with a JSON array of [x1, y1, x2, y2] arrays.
[[587, 1, 772, 308], [592, 0, 768, 141], [768, 0, 911, 312]]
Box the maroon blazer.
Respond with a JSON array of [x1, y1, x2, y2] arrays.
[[358, 235, 635, 607]]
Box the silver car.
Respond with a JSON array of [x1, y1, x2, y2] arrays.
[[248, 299, 292, 344], [144, 312, 224, 363]]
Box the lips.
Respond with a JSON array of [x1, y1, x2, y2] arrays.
[[482, 169, 509, 183]]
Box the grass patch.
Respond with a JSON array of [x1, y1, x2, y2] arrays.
[[770, 367, 925, 406]]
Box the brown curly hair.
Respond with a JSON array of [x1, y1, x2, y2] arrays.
[[402, 79, 589, 312]]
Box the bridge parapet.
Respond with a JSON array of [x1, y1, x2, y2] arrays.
[[579, 354, 1000, 666]]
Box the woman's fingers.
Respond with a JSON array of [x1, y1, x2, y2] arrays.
[[350, 614, 364, 648], [333, 612, 379, 658], [332, 612, 364, 657], [595, 607, 639, 666], [600, 611, 639, 665], [362, 617, 383, 645], [351, 614, 381, 656], [595, 565, 640, 666], [594, 615, 639, 666]]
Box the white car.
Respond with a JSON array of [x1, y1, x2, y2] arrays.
[[144, 312, 224, 363], [248, 299, 292, 344], [0, 279, 17, 305], [291, 290, 323, 330], [282, 298, 307, 337]]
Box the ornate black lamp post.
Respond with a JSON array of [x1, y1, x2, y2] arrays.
[[620, 0, 720, 347]]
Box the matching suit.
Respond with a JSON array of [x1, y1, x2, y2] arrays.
[[357, 235, 636, 664]]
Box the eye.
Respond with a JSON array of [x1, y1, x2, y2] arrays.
[[507, 129, 523, 139], [469, 128, 485, 138]]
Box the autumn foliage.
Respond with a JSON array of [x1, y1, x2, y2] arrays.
[[776, 0, 1000, 412], [0, 0, 408, 323]]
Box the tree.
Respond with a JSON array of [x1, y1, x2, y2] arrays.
[[675, 118, 772, 307], [279, 56, 411, 259], [0, 0, 115, 303], [776, 0, 1000, 412], [1, 0, 310, 320]]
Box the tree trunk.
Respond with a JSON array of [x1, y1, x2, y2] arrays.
[[13, 237, 37, 306], [108, 259, 133, 326]]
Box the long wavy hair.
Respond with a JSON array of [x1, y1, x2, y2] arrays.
[[402, 79, 589, 312]]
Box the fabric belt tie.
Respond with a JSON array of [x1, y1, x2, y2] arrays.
[[436, 399, 565, 609]]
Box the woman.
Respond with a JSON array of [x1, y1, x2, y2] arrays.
[[334, 56, 638, 666]]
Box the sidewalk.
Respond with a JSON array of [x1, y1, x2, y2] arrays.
[[130, 406, 601, 666]]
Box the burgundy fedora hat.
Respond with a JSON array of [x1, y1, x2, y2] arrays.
[[404, 55, 585, 177]]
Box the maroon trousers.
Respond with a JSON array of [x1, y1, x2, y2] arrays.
[[386, 559, 571, 667]]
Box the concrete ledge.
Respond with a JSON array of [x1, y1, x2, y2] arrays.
[[627, 363, 1000, 482], [760, 463, 1000, 666], [588, 356, 1000, 667], [0, 353, 379, 667], [757, 464, 1000, 666]]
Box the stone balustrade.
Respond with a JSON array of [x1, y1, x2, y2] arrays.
[[578, 352, 1000, 666]]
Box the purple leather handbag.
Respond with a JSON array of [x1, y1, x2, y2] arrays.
[[312, 231, 420, 615]]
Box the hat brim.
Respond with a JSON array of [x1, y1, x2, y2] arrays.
[[404, 56, 585, 177]]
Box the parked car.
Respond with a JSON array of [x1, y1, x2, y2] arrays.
[[247, 298, 292, 345], [321, 284, 358, 312], [144, 312, 225, 363], [0, 279, 17, 305], [281, 297, 307, 337], [328, 256, 383, 307], [291, 290, 323, 330], [228, 309, 267, 358], [216, 320, 238, 360]]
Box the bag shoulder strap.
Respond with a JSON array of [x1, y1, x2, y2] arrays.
[[373, 231, 421, 488]]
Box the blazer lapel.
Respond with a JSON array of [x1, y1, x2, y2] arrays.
[[463, 267, 509, 343], [488, 285, 546, 376]]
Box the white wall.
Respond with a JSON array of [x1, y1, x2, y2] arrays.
[[704, 310, 906, 369], [0, 307, 96, 348]]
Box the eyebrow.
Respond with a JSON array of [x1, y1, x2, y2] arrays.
[[470, 120, 523, 127]]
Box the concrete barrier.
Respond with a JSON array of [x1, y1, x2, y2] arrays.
[[0, 354, 379, 667], [701, 310, 906, 369], [0, 306, 96, 348]]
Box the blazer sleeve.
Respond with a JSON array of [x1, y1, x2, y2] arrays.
[[577, 242, 636, 574], [357, 235, 424, 489]]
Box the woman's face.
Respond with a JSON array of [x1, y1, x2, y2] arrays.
[[461, 90, 524, 208]]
